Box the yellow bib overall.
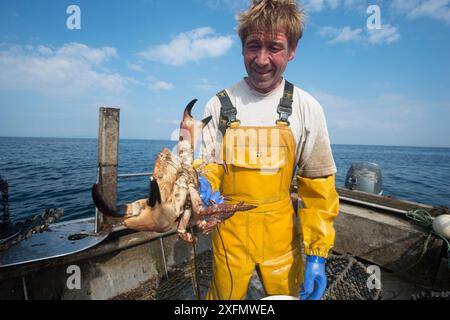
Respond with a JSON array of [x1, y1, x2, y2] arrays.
[[206, 122, 303, 300]]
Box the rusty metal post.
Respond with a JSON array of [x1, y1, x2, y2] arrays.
[[95, 107, 120, 233]]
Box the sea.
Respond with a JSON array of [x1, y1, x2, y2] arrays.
[[0, 137, 449, 223]]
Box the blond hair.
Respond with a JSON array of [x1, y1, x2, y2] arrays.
[[238, 0, 306, 49]]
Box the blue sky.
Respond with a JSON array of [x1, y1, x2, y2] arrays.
[[0, 0, 449, 147]]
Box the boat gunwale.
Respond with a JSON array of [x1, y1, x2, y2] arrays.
[[0, 218, 178, 281]]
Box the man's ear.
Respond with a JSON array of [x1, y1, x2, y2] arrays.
[[288, 44, 298, 61]]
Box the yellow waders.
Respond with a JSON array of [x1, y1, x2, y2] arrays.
[[206, 122, 302, 300]]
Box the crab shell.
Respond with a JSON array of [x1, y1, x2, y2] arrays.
[[91, 99, 210, 231], [91, 99, 255, 237]]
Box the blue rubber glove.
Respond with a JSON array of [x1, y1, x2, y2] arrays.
[[199, 175, 224, 207], [299, 255, 327, 300]]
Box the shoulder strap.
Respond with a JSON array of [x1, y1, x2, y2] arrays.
[[216, 80, 294, 135], [216, 89, 239, 137], [276, 80, 294, 126]]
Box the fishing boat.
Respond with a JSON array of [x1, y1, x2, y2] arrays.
[[1, 108, 449, 300]]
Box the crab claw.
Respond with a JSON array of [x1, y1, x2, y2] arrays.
[[183, 99, 197, 119], [202, 115, 212, 128], [91, 183, 123, 217], [92, 176, 162, 219], [199, 203, 256, 217], [180, 99, 212, 150], [147, 176, 162, 207], [183, 100, 212, 127]]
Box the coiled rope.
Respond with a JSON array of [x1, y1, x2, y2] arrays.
[[405, 209, 450, 269]]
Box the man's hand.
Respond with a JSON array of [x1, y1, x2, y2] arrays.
[[199, 175, 224, 207], [299, 255, 327, 300]]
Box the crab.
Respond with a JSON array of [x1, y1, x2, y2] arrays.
[[92, 99, 256, 242]]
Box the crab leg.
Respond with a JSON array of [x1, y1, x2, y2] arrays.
[[172, 174, 189, 219], [197, 215, 229, 234], [199, 202, 256, 216], [189, 184, 256, 217], [177, 207, 197, 243]]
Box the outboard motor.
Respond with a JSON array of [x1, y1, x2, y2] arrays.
[[345, 162, 383, 195]]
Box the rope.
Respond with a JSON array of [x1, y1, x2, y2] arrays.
[[217, 226, 233, 300], [191, 239, 201, 300], [405, 209, 434, 227], [405, 209, 450, 269]]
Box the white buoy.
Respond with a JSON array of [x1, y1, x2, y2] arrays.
[[261, 295, 300, 300], [432, 214, 450, 239]]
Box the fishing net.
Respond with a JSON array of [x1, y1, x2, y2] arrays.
[[323, 253, 382, 300], [114, 250, 382, 300]]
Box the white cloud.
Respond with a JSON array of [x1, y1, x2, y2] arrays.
[[194, 78, 221, 91], [367, 24, 401, 44], [319, 24, 400, 44], [410, 0, 450, 23], [0, 42, 130, 97], [392, 0, 450, 24], [303, 0, 340, 12], [128, 63, 144, 72], [391, 0, 419, 12], [147, 76, 174, 91], [150, 80, 174, 91], [303, 0, 367, 12], [206, 0, 362, 13], [304, 0, 450, 25], [137, 27, 233, 66], [204, 0, 249, 11], [36, 45, 53, 55], [319, 26, 364, 43]]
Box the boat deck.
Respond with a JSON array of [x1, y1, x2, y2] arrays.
[[111, 249, 429, 300], [1, 188, 448, 300]]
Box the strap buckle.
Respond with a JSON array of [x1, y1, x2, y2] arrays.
[[277, 98, 293, 125], [222, 108, 238, 125], [276, 80, 294, 126], [217, 89, 239, 132]]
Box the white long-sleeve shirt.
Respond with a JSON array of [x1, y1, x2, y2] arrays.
[[200, 78, 337, 178]]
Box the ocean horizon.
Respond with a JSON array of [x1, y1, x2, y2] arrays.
[[1, 135, 450, 149], [1, 136, 449, 223]]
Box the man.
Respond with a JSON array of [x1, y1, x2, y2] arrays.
[[195, 0, 339, 300]]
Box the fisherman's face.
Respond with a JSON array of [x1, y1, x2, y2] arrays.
[[243, 29, 296, 93]]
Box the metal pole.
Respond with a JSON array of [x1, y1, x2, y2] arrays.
[[21, 276, 29, 300], [118, 172, 152, 178], [159, 237, 169, 279], [95, 107, 120, 233], [339, 195, 408, 215]]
